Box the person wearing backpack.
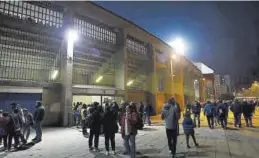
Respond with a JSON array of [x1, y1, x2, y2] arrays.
[[216, 100, 227, 129], [230, 99, 242, 128], [204, 101, 214, 129], [161, 97, 180, 158], [103, 105, 118, 155]]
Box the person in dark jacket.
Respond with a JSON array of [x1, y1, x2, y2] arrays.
[[192, 101, 201, 127], [103, 105, 118, 155], [230, 100, 242, 128], [139, 101, 145, 123], [32, 101, 45, 143], [216, 100, 227, 129], [0, 112, 9, 150], [243, 101, 253, 127], [144, 102, 153, 126], [22, 108, 34, 141], [88, 104, 102, 151], [182, 112, 199, 148]]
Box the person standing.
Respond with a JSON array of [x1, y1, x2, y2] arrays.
[[11, 108, 27, 146], [0, 112, 9, 150], [243, 101, 253, 127], [139, 101, 145, 124], [230, 100, 242, 128], [216, 100, 227, 129], [121, 104, 138, 158], [192, 101, 201, 128], [88, 103, 102, 152], [103, 105, 118, 155], [81, 104, 88, 135], [204, 101, 214, 129], [182, 112, 199, 148], [144, 102, 153, 126], [32, 101, 45, 143], [161, 97, 180, 158], [22, 108, 34, 141]]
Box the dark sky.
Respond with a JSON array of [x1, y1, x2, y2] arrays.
[[95, 1, 259, 83]]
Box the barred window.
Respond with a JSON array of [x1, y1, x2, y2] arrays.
[[0, 27, 60, 82], [74, 18, 116, 44], [0, 1, 63, 28], [126, 38, 147, 56]]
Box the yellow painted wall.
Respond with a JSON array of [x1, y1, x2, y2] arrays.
[[156, 92, 165, 114]]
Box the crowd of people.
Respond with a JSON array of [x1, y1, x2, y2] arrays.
[[71, 100, 153, 157], [189, 99, 257, 129], [0, 101, 45, 151]]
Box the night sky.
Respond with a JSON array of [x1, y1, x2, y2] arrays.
[[95, 1, 259, 85]]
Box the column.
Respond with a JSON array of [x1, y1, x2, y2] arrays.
[[146, 43, 156, 113], [60, 8, 74, 127], [114, 28, 126, 100], [42, 86, 62, 126]]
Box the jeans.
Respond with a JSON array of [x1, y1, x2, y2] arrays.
[[105, 133, 115, 151], [244, 115, 252, 126], [81, 120, 87, 134], [234, 113, 241, 127], [123, 135, 136, 158], [186, 133, 197, 146], [144, 113, 151, 125], [166, 128, 178, 155], [193, 113, 200, 127], [89, 130, 100, 148], [8, 132, 19, 150], [218, 116, 227, 129], [0, 135, 7, 148], [23, 125, 32, 141], [34, 121, 43, 141], [206, 115, 214, 128]]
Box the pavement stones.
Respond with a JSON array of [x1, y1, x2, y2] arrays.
[[1, 125, 259, 158]]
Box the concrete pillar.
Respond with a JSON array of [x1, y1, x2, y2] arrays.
[[59, 8, 74, 127], [42, 85, 62, 126], [146, 43, 156, 114], [114, 28, 127, 99]]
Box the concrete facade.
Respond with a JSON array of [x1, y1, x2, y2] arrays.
[[0, 1, 202, 126]]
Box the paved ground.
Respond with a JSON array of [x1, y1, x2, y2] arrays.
[[1, 123, 259, 158]]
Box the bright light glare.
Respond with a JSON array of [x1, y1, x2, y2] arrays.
[[194, 79, 198, 82], [67, 29, 78, 42], [169, 37, 187, 55], [127, 80, 134, 86], [171, 54, 177, 60], [51, 70, 58, 80], [95, 76, 103, 83]]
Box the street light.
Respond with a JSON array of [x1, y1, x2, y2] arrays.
[[51, 69, 59, 80], [66, 29, 78, 58], [169, 37, 187, 55]]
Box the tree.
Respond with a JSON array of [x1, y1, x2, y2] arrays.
[[239, 81, 259, 97]]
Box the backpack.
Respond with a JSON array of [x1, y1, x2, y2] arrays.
[[206, 105, 213, 116], [218, 107, 225, 117], [87, 112, 95, 128], [135, 113, 144, 130]]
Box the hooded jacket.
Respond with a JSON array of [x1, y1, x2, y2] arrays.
[[161, 100, 180, 130]]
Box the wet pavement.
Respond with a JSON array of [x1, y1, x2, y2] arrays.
[[1, 123, 259, 158]]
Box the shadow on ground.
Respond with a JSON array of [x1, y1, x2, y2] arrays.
[[142, 128, 158, 132]]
